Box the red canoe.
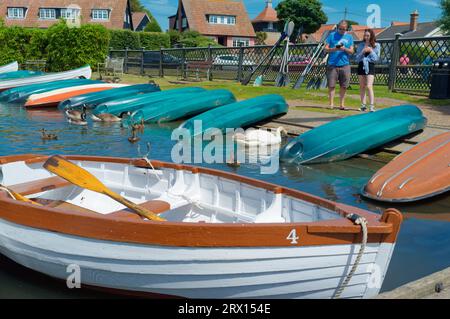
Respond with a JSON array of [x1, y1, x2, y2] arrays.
[[362, 131, 450, 202]]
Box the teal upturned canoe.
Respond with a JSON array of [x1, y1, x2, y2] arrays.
[[58, 84, 160, 110], [131, 89, 236, 124], [280, 105, 427, 165], [93, 87, 207, 117], [0, 79, 99, 103], [0, 70, 45, 81], [179, 94, 289, 137]]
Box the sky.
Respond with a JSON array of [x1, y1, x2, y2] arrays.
[[142, 0, 443, 32]]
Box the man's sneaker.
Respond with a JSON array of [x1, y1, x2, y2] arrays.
[[369, 105, 376, 112], [360, 104, 367, 112]]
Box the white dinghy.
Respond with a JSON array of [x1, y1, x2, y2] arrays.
[[0, 65, 92, 92], [0, 61, 19, 74], [0, 154, 403, 299]]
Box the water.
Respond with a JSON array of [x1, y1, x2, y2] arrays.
[[0, 102, 449, 298]]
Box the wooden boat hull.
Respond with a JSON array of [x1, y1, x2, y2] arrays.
[[0, 155, 402, 299], [0, 65, 92, 92], [280, 105, 427, 165], [58, 84, 161, 110], [92, 87, 206, 117], [0, 61, 18, 74], [362, 131, 450, 202], [25, 84, 126, 108], [131, 89, 236, 123], [179, 95, 289, 137]]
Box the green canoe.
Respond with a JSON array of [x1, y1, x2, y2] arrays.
[[0, 70, 45, 81], [130, 89, 236, 124], [179, 94, 288, 137]]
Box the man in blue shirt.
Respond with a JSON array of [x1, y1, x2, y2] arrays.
[[324, 20, 354, 110]]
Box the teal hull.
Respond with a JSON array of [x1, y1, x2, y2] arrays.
[[0, 79, 98, 103], [0, 71, 45, 81], [93, 87, 206, 117], [58, 84, 160, 110], [280, 105, 427, 165], [179, 94, 288, 137], [131, 90, 236, 124]]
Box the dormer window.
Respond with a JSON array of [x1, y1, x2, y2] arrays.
[[61, 8, 80, 20], [208, 15, 236, 25], [39, 8, 56, 20], [92, 9, 110, 21], [7, 7, 25, 19]]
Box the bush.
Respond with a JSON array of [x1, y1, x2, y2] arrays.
[[170, 30, 219, 48], [144, 20, 162, 33], [109, 29, 141, 50], [139, 32, 170, 50], [46, 22, 110, 71]]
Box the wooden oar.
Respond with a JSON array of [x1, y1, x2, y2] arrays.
[[0, 184, 43, 206], [43, 155, 165, 222]]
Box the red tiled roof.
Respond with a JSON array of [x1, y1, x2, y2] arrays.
[[0, 0, 131, 29], [252, 6, 278, 23], [181, 0, 256, 38], [308, 24, 386, 42]]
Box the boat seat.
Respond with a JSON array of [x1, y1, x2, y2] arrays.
[[9, 176, 72, 196], [108, 200, 171, 220]]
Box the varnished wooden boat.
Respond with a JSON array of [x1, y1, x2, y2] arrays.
[[0, 154, 403, 299], [362, 131, 450, 203], [25, 84, 127, 108]]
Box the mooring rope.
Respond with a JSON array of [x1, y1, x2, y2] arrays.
[[0, 185, 17, 201], [333, 213, 368, 299]]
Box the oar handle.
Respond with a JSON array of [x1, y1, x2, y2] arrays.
[[106, 190, 165, 222]]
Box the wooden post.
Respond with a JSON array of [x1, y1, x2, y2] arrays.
[[159, 47, 164, 78], [237, 43, 244, 82], [388, 34, 402, 91], [181, 46, 186, 80], [140, 47, 145, 75], [124, 47, 129, 74], [207, 44, 212, 81]]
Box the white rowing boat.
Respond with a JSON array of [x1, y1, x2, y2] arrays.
[[0, 61, 19, 74], [0, 154, 403, 299], [0, 65, 92, 92]]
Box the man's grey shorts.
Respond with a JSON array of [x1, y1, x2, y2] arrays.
[[327, 65, 351, 88]]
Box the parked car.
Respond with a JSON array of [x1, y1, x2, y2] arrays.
[[213, 55, 256, 71], [143, 52, 184, 66]]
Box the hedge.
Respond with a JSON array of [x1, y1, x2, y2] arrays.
[[109, 29, 170, 50], [0, 27, 48, 65]]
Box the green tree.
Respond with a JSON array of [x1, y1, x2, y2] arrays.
[[439, 0, 450, 34], [276, 0, 327, 35], [256, 32, 268, 45], [129, 0, 162, 32]]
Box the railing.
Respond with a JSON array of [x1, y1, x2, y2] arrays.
[[109, 35, 450, 94]]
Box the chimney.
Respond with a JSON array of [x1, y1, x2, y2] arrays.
[[410, 10, 419, 32], [266, 0, 272, 8]]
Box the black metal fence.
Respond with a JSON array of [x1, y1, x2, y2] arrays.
[[109, 35, 450, 94]]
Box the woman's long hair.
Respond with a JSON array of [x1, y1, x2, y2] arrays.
[[364, 29, 377, 48]]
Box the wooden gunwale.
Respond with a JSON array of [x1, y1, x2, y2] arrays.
[[0, 154, 403, 247]]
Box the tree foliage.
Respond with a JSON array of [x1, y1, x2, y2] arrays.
[[256, 32, 268, 45], [439, 0, 450, 35], [130, 0, 162, 32], [276, 0, 327, 35], [168, 30, 219, 47]]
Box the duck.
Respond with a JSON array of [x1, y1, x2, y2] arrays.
[[91, 113, 121, 122], [128, 125, 141, 144], [65, 105, 87, 121], [40, 128, 58, 141], [233, 127, 288, 146], [226, 153, 240, 169]]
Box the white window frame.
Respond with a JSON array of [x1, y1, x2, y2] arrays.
[[209, 15, 236, 25], [61, 8, 80, 20], [232, 38, 250, 47], [92, 9, 110, 21], [7, 7, 25, 19], [39, 8, 56, 20]]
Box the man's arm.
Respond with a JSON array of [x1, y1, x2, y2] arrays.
[[324, 44, 337, 53], [343, 45, 354, 55]]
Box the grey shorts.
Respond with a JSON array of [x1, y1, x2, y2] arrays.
[[327, 65, 351, 88]]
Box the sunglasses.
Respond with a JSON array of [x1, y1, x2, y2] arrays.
[[338, 28, 347, 31]]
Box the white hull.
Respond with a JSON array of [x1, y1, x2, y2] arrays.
[[0, 66, 92, 90], [0, 218, 394, 299], [0, 61, 19, 74]]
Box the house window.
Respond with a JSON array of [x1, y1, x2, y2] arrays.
[[233, 38, 250, 47], [208, 15, 236, 25], [61, 8, 80, 20], [182, 17, 187, 28], [39, 8, 56, 20], [92, 9, 110, 21], [7, 7, 25, 19]]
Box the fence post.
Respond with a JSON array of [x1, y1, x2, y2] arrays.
[[181, 46, 186, 80], [124, 47, 129, 74], [140, 47, 145, 75], [159, 47, 164, 78], [207, 44, 212, 81], [388, 34, 402, 91], [237, 43, 244, 82]]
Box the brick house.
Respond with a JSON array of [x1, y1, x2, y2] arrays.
[[252, 0, 280, 45], [0, 0, 134, 29], [169, 0, 256, 47], [132, 12, 151, 31]]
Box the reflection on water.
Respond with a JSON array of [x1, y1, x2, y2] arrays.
[[0, 102, 449, 297]]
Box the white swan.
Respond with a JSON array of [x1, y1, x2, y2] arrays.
[[233, 127, 288, 146]]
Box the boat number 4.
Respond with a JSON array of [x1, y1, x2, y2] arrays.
[[287, 229, 299, 245]]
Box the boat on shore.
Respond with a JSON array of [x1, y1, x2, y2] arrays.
[[130, 89, 236, 124], [362, 131, 450, 203], [92, 87, 206, 119], [280, 105, 427, 165], [0, 154, 402, 299], [0, 65, 92, 92], [179, 95, 288, 137], [0, 61, 19, 74], [0, 70, 45, 80], [25, 83, 127, 108], [58, 84, 161, 110]]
